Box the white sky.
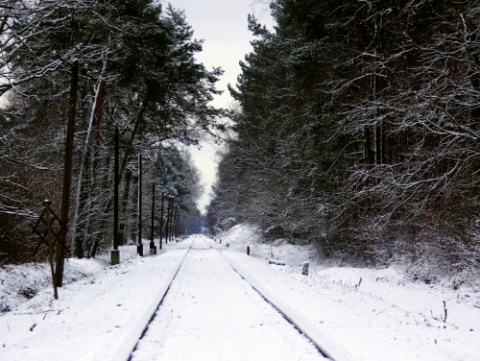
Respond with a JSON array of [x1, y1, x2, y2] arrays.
[[167, 0, 274, 213]]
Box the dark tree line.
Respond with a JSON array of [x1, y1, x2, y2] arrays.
[[208, 0, 480, 274], [0, 0, 221, 263]]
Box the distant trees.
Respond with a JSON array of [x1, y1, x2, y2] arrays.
[[0, 1, 221, 262], [208, 0, 480, 273]]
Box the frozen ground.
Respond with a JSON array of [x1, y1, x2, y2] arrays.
[[218, 224, 480, 360], [130, 238, 327, 361], [0, 225, 479, 360]]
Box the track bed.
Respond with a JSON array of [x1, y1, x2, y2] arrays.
[[129, 238, 328, 361]]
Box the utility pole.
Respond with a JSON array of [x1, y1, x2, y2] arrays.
[[55, 59, 79, 287], [169, 198, 175, 243], [150, 182, 157, 255], [164, 196, 172, 244], [111, 126, 120, 265], [173, 205, 179, 240], [44, 200, 58, 299], [137, 153, 143, 256], [159, 192, 164, 250]]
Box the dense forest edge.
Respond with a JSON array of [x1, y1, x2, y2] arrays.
[[206, 0, 480, 278], [0, 1, 222, 265], [0, 1, 479, 281]]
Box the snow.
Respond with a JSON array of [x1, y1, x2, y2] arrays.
[[130, 239, 325, 361], [218, 225, 480, 361], [1, 226, 479, 361]]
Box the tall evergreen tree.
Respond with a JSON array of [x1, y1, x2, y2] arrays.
[[209, 0, 480, 272], [0, 0, 223, 262]]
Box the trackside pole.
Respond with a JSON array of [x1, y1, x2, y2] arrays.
[[159, 192, 164, 250], [55, 60, 79, 287], [150, 182, 157, 255], [165, 196, 171, 244], [44, 200, 59, 299], [137, 153, 143, 257], [111, 126, 120, 265]]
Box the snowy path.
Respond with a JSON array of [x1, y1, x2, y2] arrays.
[[130, 238, 327, 361], [218, 241, 480, 361], [1, 233, 479, 361], [0, 244, 192, 361]]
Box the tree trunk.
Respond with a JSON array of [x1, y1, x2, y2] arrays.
[[55, 60, 79, 287]]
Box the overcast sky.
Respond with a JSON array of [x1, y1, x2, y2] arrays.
[[169, 0, 272, 107], [167, 0, 274, 213]]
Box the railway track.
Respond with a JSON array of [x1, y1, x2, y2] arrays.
[[111, 236, 352, 361]]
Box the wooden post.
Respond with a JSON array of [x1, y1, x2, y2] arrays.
[[150, 182, 156, 255], [164, 197, 171, 244], [111, 126, 120, 265], [45, 200, 58, 299], [55, 60, 79, 287], [173, 205, 178, 241], [169, 199, 175, 243], [159, 192, 164, 249], [137, 153, 143, 256]]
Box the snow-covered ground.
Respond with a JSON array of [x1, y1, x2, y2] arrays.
[[0, 225, 479, 360], [218, 224, 480, 360], [130, 238, 327, 361]]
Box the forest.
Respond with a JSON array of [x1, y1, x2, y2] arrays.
[[0, 0, 224, 269], [207, 0, 480, 275], [1, 0, 479, 279]]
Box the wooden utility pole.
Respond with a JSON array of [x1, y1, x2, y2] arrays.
[[159, 192, 164, 249], [111, 126, 120, 265], [45, 200, 58, 299], [137, 153, 143, 256], [149, 182, 157, 255], [55, 60, 79, 287], [173, 205, 179, 240], [169, 199, 175, 242], [164, 197, 171, 244]]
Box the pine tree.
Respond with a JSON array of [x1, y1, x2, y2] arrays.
[[0, 0, 223, 263]]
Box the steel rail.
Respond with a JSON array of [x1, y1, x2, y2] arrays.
[[217, 247, 355, 361], [113, 237, 354, 361], [103, 241, 193, 361]]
